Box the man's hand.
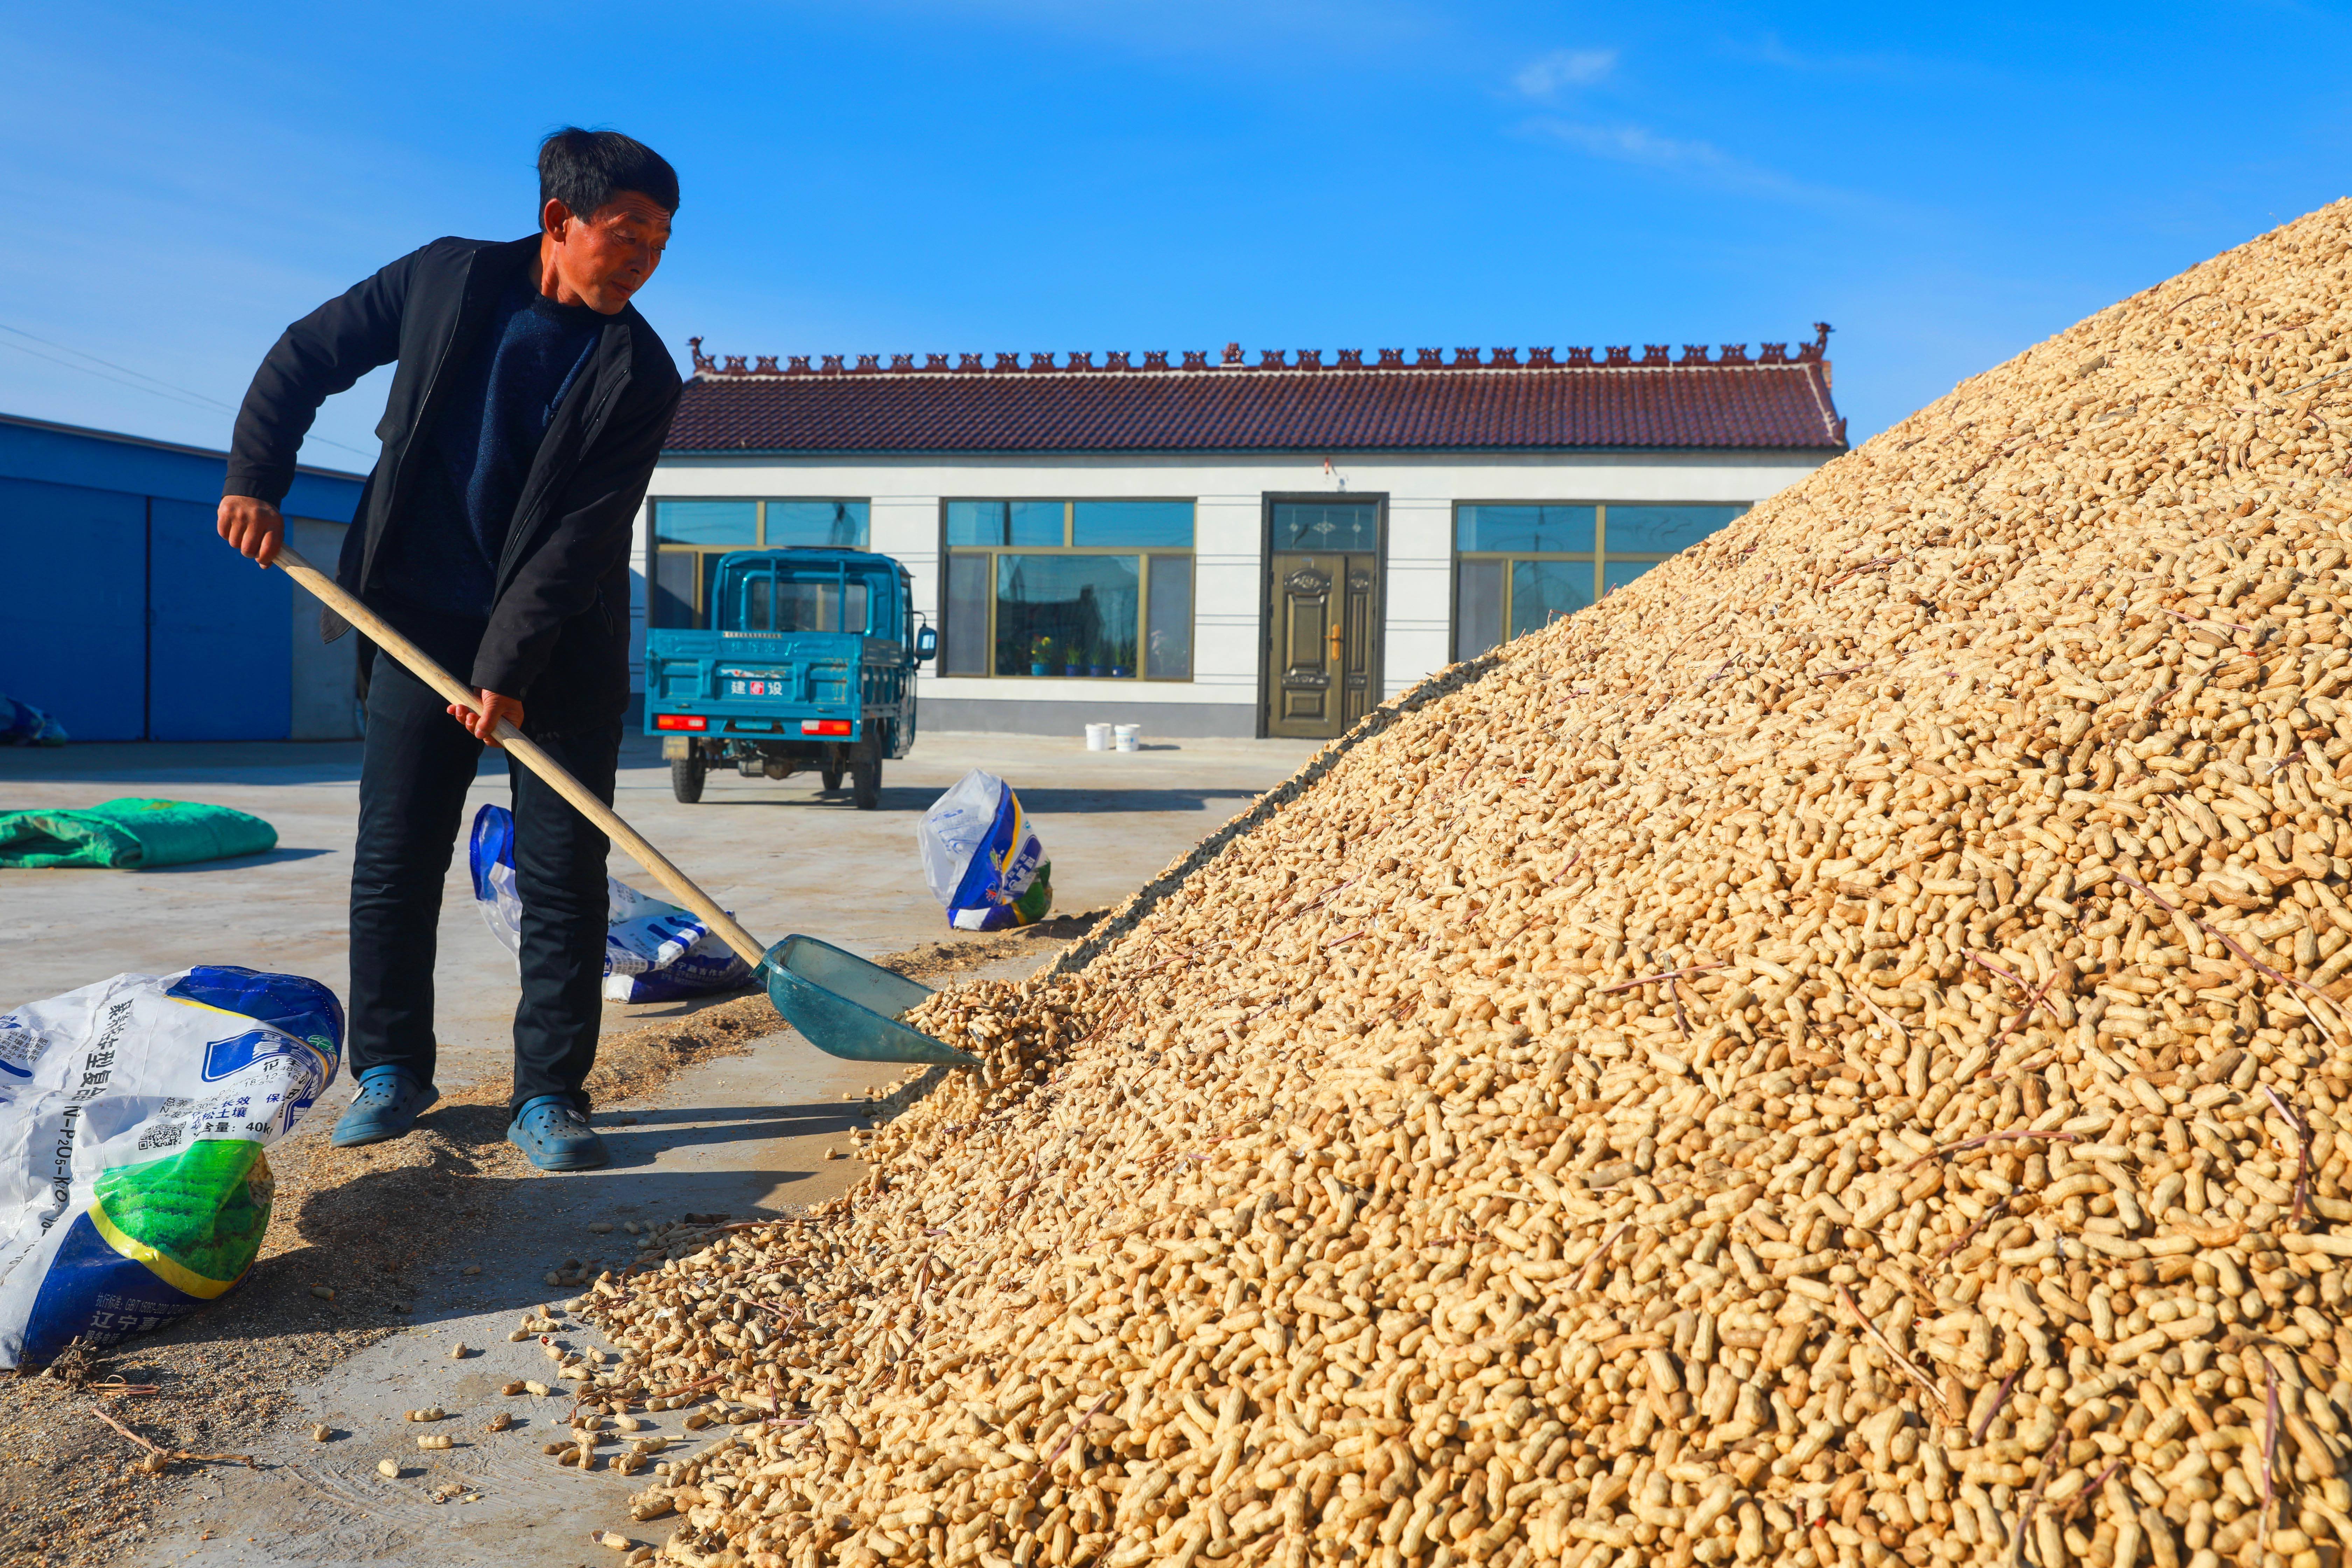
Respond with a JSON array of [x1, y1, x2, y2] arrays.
[[448, 689, 525, 747], [217, 495, 284, 566]]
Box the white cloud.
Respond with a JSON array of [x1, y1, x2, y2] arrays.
[[1518, 115, 1855, 210], [1512, 48, 1617, 99], [1531, 119, 1723, 170]]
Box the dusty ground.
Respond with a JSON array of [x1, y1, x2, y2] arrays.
[[0, 729, 1316, 1566], [0, 920, 1091, 1568]]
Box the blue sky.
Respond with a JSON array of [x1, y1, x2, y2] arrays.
[[4, 1, 2346, 471]]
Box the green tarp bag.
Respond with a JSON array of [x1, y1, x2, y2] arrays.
[[0, 799, 277, 869]]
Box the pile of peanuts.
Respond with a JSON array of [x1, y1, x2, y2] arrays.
[[580, 204, 2352, 1568]]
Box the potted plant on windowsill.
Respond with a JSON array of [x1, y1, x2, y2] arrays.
[[1029, 634, 1056, 677]]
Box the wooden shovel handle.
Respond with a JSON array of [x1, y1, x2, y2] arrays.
[[272, 544, 770, 972]]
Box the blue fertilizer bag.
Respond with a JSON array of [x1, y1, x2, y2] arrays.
[[467, 805, 753, 1002], [917, 769, 1052, 931], [0, 695, 66, 747], [0, 966, 342, 1367]]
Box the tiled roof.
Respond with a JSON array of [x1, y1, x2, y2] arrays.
[[664, 330, 1848, 455]]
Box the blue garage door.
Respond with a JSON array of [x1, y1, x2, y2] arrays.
[[149, 498, 289, 740], [0, 476, 147, 741]]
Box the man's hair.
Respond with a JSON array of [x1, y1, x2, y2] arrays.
[[537, 127, 679, 224]]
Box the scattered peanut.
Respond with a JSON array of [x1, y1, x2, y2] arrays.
[[375, 1460, 399, 1479]]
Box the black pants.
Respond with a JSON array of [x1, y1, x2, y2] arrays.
[[347, 617, 618, 1117]]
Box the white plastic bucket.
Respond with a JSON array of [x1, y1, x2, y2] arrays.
[[1113, 724, 1141, 752], [1084, 723, 1112, 751]]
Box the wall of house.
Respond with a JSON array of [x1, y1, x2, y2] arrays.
[[639, 448, 1832, 737]]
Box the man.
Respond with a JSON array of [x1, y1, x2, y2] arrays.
[[217, 128, 683, 1171]]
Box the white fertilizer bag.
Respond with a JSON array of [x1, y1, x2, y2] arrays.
[[468, 804, 753, 1002], [0, 966, 343, 1368], [917, 769, 1052, 930]]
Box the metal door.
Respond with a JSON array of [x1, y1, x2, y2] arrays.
[[1265, 551, 1378, 738], [148, 498, 290, 740], [0, 477, 146, 740]]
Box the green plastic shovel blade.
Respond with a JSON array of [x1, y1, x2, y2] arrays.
[[760, 934, 978, 1068]]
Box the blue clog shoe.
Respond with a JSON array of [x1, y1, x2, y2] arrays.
[[507, 1095, 608, 1171], [330, 1065, 439, 1148]]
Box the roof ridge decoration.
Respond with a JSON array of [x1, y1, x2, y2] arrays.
[[682, 323, 1833, 378]]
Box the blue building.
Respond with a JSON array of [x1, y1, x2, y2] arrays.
[[0, 412, 367, 742]]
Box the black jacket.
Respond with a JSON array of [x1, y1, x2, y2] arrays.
[[225, 234, 681, 728]]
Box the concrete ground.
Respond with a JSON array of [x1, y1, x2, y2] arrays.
[[0, 727, 1317, 1567], [0, 729, 1315, 1086]]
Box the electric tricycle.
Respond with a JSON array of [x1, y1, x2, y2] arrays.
[[644, 548, 934, 809]]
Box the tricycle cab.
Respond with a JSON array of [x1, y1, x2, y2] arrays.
[[643, 548, 934, 809]]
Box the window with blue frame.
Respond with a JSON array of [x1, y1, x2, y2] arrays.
[[647, 498, 870, 628], [941, 500, 1195, 679], [1451, 502, 1747, 660]]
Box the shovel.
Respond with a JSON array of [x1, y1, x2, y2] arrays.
[[272, 544, 975, 1070]]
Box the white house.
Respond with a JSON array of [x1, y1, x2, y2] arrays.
[[636, 331, 1848, 740]]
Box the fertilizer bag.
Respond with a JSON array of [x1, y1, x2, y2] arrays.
[[468, 804, 753, 1003], [917, 769, 1052, 930], [0, 694, 67, 747], [0, 966, 342, 1368]]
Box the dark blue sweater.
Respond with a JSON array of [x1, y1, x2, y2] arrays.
[[374, 266, 604, 620]]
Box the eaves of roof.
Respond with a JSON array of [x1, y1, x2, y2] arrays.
[[662, 349, 1850, 457]]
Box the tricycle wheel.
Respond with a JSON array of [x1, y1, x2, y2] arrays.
[[850, 745, 881, 811], [820, 766, 843, 793], [670, 753, 707, 804]]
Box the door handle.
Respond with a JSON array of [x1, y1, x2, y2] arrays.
[[1326, 624, 1344, 664]]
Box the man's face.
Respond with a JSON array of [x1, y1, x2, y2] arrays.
[[542, 191, 672, 314]]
